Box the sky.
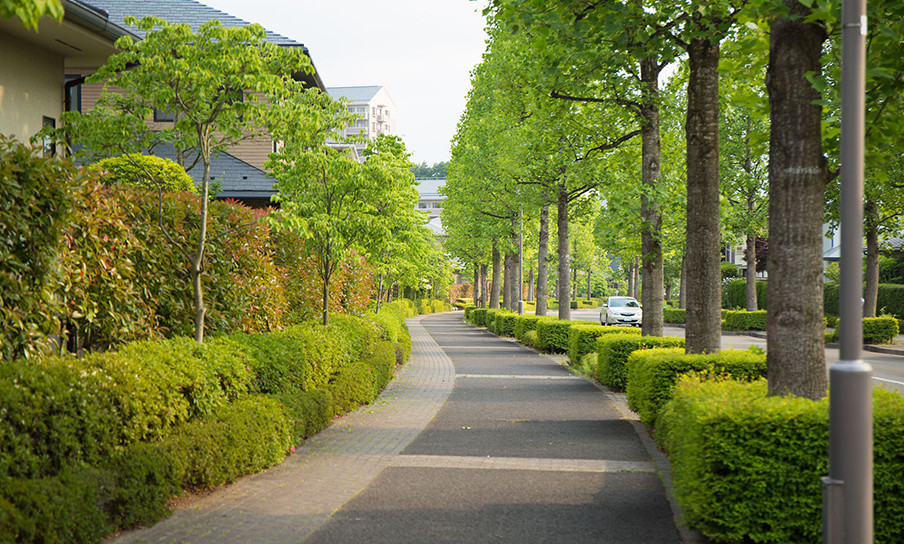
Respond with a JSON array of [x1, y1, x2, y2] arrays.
[[201, 0, 490, 166]]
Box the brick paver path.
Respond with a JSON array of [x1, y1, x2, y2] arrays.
[[113, 316, 455, 544]]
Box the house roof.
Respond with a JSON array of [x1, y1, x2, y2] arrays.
[[327, 86, 384, 103], [83, 0, 325, 90], [416, 178, 445, 198], [151, 143, 277, 201]]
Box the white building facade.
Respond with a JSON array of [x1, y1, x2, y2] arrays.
[[326, 85, 397, 156]]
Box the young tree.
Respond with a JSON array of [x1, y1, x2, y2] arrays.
[[64, 17, 311, 342]]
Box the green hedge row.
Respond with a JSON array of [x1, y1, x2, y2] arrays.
[[827, 316, 899, 344], [825, 282, 904, 319], [663, 308, 686, 323], [723, 279, 767, 310], [537, 317, 581, 353], [495, 313, 518, 337], [657, 378, 904, 544], [625, 347, 766, 428], [567, 324, 640, 365], [514, 315, 542, 341], [0, 310, 410, 543], [596, 335, 686, 390], [722, 310, 767, 331]]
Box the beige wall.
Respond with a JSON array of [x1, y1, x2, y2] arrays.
[[0, 31, 64, 140]]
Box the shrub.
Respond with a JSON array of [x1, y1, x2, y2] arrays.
[[721, 261, 741, 279], [828, 316, 899, 344], [626, 347, 766, 427], [365, 340, 397, 392], [272, 388, 334, 443], [663, 308, 686, 324], [535, 317, 571, 353], [876, 283, 904, 318], [90, 153, 197, 193], [485, 308, 503, 333], [494, 312, 518, 337], [328, 362, 378, 415], [104, 441, 183, 528], [596, 335, 685, 390], [328, 314, 380, 364], [723, 279, 767, 310], [471, 308, 488, 327], [370, 308, 411, 363], [513, 314, 541, 341], [0, 464, 111, 544], [722, 310, 767, 331], [658, 378, 904, 544], [522, 329, 539, 348], [567, 324, 640, 364], [0, 136, 78, 360], [167, 395, 292, 489]]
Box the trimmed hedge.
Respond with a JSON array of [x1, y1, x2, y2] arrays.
[[827, 316, 899, 344], [485, 308, 502, 333], [513, 314, 541, 341], [567, 324, 640, 364], [0, 310, 413, 542], [663, 308, 686, 324], [625, 347, 767, 427], [522, 329, 539, 348], [535, 317, 572, 353], [471, 308, 488, 327], [826, 283, 904, 320], [722, 310, 767, 331], [596, 335, 685, 390], [494, 312, 518, 337], [658, 378, 904, 544], [723, 279, 767, 310]]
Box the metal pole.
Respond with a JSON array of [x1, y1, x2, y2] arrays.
[[518, 208, 524, 315], [824, 0, 872, 542]]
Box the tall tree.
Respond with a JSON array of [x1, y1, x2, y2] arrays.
[[64, 17, 311, 342], [765, 0, 830, 399]]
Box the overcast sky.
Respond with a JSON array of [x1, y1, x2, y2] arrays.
[[201, 0, 489, 166]]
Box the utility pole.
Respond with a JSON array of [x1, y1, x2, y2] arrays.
[[823, 0, 872, 542]]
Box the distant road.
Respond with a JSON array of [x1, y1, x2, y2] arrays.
[[559, 307, 904, 394]]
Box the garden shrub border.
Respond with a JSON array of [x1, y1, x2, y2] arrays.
[[596, 335, 685, 390]]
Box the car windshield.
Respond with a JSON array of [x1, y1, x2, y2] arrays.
[[609, 297, 640, 308]]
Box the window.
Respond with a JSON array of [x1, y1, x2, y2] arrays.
[[418, 203, 427, 209], [432, 202, 442, 208], [42, 116, 56, 157], [64, 75, 82, 113], [154, 108, 175, 122]]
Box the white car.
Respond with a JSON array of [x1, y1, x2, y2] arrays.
[[600, 296, 642, 327]]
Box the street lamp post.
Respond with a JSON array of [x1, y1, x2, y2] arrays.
[[518, 207, 524, 315], [823, 0, 872, 542]]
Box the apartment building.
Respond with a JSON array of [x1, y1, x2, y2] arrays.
[[326, 86, 397, 157], [415, 178, 445, 236]]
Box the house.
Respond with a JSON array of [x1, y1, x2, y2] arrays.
[[0, 1, 134, 143], [415, 177, 445, 236], [63, 0, 327, 208], [327, 85, 397, 157]]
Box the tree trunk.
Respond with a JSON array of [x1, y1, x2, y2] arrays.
[[321, 258, 331, 327], [536, 204, 550, 316], [633, 258, 640, 299], [639, 57, 664, 337], [679, 254, 687, 309], [627, 261, 635, 298], [480, 264, 489, 308], [527, 265, 534, 302], [572, 266, 578, 301], [587, 269, 592, 300], [765, 2, 828, 399], [490, 241, 501, 309], [557, 185, 571, 320], [684, 36, 722, 353], [502, 253, 512, 310], [473, 264, 480, 307], [864, 201, 879, 317], [192, 154, 212, 343], [746, 234, 758, 311], [376, 273, 385, 314]]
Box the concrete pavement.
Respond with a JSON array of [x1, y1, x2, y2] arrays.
[[113, 312, 685, 543]]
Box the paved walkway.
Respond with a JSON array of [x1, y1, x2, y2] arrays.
[[114, 312, 684, 543]]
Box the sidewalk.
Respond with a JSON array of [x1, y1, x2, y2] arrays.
[[113, 316, 456, 543], [112, 313, 686, 543]]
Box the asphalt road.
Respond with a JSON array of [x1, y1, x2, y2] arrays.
[[566, 308, 904, 394], [305, 313, 681, 544]]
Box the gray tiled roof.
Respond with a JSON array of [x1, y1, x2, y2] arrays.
[[82, 0, 302, 46], [327, 86, 383, 103], [152, 143, 278, 201]]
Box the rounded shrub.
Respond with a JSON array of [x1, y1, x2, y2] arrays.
[[91, 153, 197, 193]]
